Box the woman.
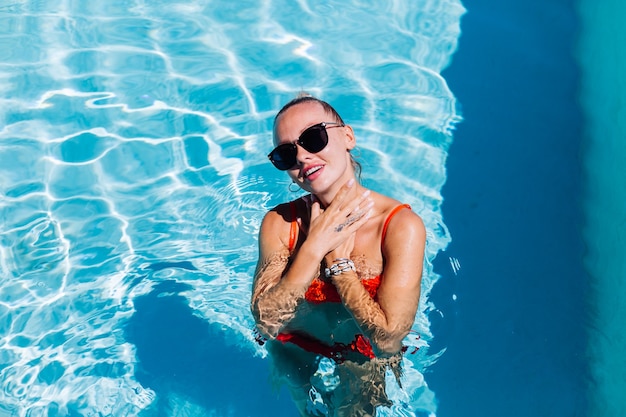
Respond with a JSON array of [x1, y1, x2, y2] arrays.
[[251, 95, 426, 416]]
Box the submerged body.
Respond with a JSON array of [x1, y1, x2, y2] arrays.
[[251, 96, 426, 416]]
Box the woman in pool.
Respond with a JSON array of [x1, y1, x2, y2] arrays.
[[251, 94, 426, 416]]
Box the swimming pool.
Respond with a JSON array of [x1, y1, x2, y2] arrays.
[[1, 0, 624, 416], [427, 1, 625, 416], [0, 1, 463, 415]]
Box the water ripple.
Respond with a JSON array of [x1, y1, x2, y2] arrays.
[[0, 0, 464, 415]]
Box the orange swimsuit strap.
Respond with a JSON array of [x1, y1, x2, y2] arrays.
[[380, 204, 411, 252]]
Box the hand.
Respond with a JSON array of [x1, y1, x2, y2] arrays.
[[304, 180, 373, 258], [326, 232, 355, 264]]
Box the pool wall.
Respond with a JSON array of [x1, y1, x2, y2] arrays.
[[428, 0, 589, 416], [578, 0, 626, 416]]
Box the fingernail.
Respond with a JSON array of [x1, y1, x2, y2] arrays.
[[362, 190, 370, 197], [347, 179, 355, 187]]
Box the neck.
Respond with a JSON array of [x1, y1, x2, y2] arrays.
[[315, 177, 362, 208]]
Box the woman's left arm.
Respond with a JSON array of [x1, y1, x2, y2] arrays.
[[330, 209, 425, 356]]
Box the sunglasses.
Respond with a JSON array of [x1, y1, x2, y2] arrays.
[[268, 122, 345, 170]]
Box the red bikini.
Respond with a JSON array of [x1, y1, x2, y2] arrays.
[[274, 201, 411, 361]]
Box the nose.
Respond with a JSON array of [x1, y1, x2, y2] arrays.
[[294, 143, 313, 165]]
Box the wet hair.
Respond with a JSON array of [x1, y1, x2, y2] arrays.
[[274, 93, 361, 179]]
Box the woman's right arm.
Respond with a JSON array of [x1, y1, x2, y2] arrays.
[[250, 208, 322, 338]]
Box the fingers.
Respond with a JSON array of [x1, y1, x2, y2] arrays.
[[341, 189, 373, 222], [329, 180, 371, 214], [324, 180, 373, 234], [333, 200, 373, 233], [309, 195, 321, 221], [304, 182, 374, 256], [328, 179, 356, 210], [333, 193, 374, 233]]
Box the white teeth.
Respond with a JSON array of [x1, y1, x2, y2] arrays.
[[305, 166, 322, 177]]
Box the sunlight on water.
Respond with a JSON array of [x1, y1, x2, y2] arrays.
[[0, 0, 464, 415]]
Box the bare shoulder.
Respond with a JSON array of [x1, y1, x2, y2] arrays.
[[261, 202, 289, 228], [377, 199, 425, 291], [388, 205, 424, 232], [378, 197, 426, 253], [371, 192, 423, 229], [259, 199, 301, 251]]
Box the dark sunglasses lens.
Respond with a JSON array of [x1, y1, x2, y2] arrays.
[[299, 125, 328, 153], [270, 144, 297, 170], [269, 124, 330, 170]]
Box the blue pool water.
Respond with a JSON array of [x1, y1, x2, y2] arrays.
[[429, 1, 588, 416], [0, 1, 463, 415], [427, 1, 625, 416], [1, 0, 624, 416]]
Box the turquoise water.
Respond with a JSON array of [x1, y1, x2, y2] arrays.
[[0, 1, 465, 415], [578, 0, 626, 415]]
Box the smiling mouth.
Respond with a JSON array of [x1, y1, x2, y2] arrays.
[[304, 165, 323, 178]]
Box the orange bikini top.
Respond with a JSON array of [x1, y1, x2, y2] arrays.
[[287, 201, 411, 304]]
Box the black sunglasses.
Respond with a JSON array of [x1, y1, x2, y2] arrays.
[[268, 122, 345, 170]]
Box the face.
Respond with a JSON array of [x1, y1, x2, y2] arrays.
[[273, 101, 356, 196]]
